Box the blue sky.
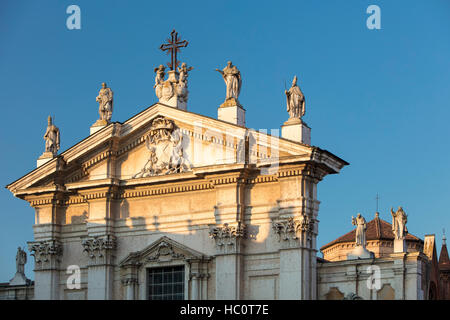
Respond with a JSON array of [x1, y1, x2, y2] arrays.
[[0, 0, 449, 281]]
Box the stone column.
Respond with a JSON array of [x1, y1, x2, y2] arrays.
[[26, 186, 65, 300], [78, 138, 120, 300], [210, 222, 246, 299], [28, 239, 63, 300], [82, 234, 117, 300], [272, 215, 316, 299], [121, 278, 138, 300], [272, 165, 322, 300]]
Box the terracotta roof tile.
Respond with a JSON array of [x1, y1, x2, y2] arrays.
[[321, 215, 422, 251]]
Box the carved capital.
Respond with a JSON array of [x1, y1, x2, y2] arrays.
[[209, 222, 246, 253], [82, 234, 117, 265], [272, 216, 315, 242], [28, 240, 62, 270]]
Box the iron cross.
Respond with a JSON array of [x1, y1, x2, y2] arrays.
[[160, 29, 189, 70]]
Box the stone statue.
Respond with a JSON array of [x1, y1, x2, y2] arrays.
[[154, 65, 166, 99], [178, 62, 193, 84], [96, 82, 114, 122], [15, 247, 27, 275], [285, 75, 305, 120], [216, 61, 242, 102], [44, 116, 60, 155], [352, 213, 367, 247], [391, 207, 408, 240], [177, 63, 193, 103]]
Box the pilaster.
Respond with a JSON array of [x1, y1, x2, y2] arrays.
[[28, 239, 63, 299]]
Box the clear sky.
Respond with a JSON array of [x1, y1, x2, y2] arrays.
[[0, 0, 449, 281]]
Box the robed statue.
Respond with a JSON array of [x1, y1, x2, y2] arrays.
[[352, 213, 367, 247], [391, 207, 408, 239], [285, 75, 305, 119], [16, 247, 27, 275], [216, 61, 242, 102], [96, 82, 114, 122], [44, 116, 60, 155]]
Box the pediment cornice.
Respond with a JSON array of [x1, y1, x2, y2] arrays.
[[119, 236, 209, 267], [7, 103, 348, 195]]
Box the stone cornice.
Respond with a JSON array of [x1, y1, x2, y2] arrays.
[[7, 104, 347, 197]]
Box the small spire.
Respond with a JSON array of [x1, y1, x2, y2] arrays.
[[375, 212, 379, 219]]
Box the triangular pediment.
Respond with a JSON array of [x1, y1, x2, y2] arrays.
[[119, 236, 208, 267], [7, 103, 347, 195]]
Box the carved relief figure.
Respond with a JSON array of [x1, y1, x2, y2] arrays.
[[133, 116, 191, 178], [176, 62, 193, 103], [391, 207, 408, 239], [216, 61, 242, 101], [178, 62, 193, 84], [154, 65, 166, 99], [44, 116, 60, 155], [352, 213, 367, 247], [96, 82, 114, 121], [15, 247, 27, 274], [285, 75, 305, 119]]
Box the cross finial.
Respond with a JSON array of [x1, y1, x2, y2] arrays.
[[159, 29, 189, 70], [375, 193, 380, 212], [444, 228, 447, 245]]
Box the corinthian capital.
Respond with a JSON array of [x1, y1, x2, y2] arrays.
[[82, 235, 117, 265], [272, 215, 314, 242], [209, 222, 245, 245], [28, 240, 63, 269]]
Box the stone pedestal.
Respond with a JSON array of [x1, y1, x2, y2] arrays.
[[394, 238, 406, 253], [9, 272, 29, 286], [90, 119, 109, 135], [347, 245, 375, 260], [281, 118, 311, 144], [158, 70, 188, 111], [37, 151, 55, 167], [218, 98, 245, 126]]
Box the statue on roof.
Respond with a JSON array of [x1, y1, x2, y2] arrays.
[[391, 207, 408, 240], [216, 61, 242, 103], [352, 213, 367, 247], [43, 116, 60, 155], [96, 82, 114, 122], [16, 247, 27, 275], [285, 75, 305, 120], [154, 65, 166, 99]]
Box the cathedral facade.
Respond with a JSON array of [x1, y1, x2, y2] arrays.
[[5, 32, 448, 300]]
